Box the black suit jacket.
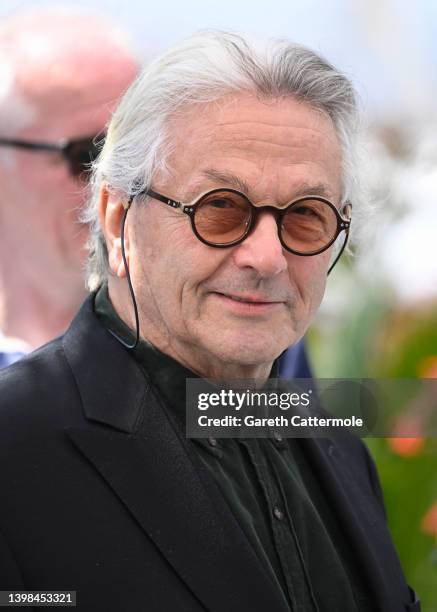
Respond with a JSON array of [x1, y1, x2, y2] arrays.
[[0, 296, 420, 611]]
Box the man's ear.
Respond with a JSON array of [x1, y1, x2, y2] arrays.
[[98, 184, 130, 278]]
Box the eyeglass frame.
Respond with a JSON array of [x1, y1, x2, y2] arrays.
[[0, 135, 101, 178], [133, 187, 352, 272]]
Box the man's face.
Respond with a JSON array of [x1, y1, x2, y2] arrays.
[[1, 52, 137, 303], [127, 94, 343, 374]]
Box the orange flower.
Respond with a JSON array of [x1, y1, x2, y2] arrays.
[[418, 356, 437, 378], [387, 414, 425, 457], [421, 502, 437, 541], [387, 437, 425, 457]]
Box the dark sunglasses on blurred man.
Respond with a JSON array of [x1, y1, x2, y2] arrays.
[[0, 134, 102, 179]]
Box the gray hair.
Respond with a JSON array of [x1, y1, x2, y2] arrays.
[[83, 30, 366, 290]]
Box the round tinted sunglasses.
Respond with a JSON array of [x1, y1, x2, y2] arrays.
[[0, 135, 101, 179], [137, 187, 352, 274]]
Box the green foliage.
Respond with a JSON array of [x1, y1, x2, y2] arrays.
[[310, 278, 437, 611], [365, 439, 437, 611]]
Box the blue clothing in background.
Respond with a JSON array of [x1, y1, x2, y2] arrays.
[[0, 331, 26, 369], [278, 338, 312, 378], [0, 350, 24, 369]]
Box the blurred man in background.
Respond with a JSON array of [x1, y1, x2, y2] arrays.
[[0, 7, 139, 361]]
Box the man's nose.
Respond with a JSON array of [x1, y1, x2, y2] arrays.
[[232, 211, 288, 277]]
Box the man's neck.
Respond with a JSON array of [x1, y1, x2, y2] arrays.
[[157, 341, 274, 382]]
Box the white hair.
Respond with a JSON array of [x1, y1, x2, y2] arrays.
[[83, 30, 368, 290]]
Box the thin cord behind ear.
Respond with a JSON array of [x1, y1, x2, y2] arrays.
[[108, 195, 140, 350], [327, 229, 349, 276]]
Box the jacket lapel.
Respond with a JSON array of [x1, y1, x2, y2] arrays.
[[300, 436, 411, 611], [63, 297, 289, 612]]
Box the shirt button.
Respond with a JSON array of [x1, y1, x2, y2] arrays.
[[208, 437, 218, 447], [273, 505, 285, 521]]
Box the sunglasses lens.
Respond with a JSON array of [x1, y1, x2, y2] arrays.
[[194, 191, 251, 245], [65, 139, 100, 179], [281, 198, 338, 253]]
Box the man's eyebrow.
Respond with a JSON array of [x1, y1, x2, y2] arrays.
[[201, 168, 250, 194], [290, 183, 334, 200]]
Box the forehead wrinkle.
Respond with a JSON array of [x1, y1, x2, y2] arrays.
[[216, 137, 319, 150], [210, 132, 341, 163], [214, 120, 339, 143], [216, 117, 330, 130]]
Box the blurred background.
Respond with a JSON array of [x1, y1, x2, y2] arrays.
[[0, 0, 436, 608]]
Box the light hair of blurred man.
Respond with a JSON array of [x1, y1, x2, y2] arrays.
[[0, 7, 139, 352]]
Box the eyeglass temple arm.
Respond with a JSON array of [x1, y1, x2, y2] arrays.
[[0, 138, 65, 153], [327, 202, 352, 275], [145, 188, 183, 210]]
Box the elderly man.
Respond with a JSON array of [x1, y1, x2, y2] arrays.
[[0, 32, 419, 612], [0, 7, 138, 356]]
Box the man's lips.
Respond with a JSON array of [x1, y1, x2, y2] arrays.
[[214, 292, 283, 304], [210, 292, 286, 314]]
